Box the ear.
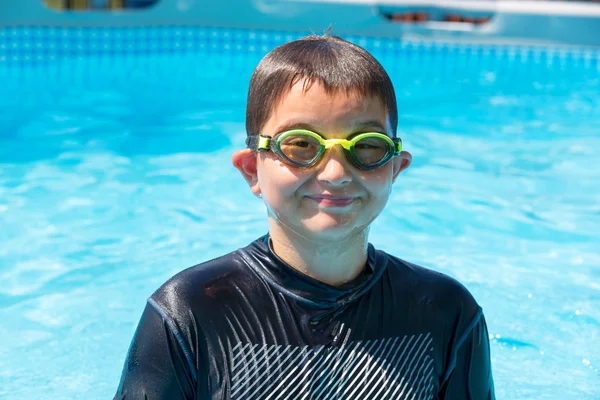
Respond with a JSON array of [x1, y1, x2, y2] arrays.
[[232, 149, 262, 197], [392, 151, 412, 183]]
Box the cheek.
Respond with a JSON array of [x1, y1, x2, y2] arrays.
[[361, 167, 395, 197], [257, 157, 311, 200]]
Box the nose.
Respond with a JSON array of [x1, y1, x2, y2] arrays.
[[315, 147, 352, 187]]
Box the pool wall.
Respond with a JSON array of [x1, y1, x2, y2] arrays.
[[2, 0, 600, 47]]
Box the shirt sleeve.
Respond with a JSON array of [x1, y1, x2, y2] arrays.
[[114, 300, 201, 400], [438, 310, 496, 400]]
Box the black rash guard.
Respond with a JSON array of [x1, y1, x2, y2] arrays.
[[115, 235, 495, 400]]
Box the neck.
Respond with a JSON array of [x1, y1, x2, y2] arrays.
[[268, 220, 369, 287]]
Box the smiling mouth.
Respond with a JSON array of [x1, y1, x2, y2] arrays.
[[307, 196, 356, 207]]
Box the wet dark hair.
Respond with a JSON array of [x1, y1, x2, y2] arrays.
[[245, 35, 398, 137]]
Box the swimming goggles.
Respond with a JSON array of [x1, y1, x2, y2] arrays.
[[246, 129, 402, 171]]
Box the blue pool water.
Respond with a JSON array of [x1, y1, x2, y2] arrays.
[[0, 27, 599, 399]]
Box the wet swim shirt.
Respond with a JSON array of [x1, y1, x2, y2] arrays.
[[115, 235, 495, 399]]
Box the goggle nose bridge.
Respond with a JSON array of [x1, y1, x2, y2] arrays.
[[322, 138, 354, 151]]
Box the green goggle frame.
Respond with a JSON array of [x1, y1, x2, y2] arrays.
[[246, 129, 402, 171]]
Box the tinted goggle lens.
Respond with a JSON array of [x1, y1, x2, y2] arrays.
[[278, 134, 322, 164], [351, 136, 390, 166]]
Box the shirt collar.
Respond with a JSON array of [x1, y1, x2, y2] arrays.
[[238, 234, 389, 310]]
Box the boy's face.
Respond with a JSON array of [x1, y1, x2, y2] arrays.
[[234, 80, 411, 242]]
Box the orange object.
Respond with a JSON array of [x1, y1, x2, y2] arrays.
[[444, 14, 462, 22], [390, 12, 423, 22], [415, 12, 428, 22]]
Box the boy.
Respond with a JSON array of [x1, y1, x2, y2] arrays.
[[115, 35, 495, 399]]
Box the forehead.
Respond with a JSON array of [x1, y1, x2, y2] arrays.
[[264, 80, 390, 135]]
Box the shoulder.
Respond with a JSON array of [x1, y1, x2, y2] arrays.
[[148, 248, 250, 317], [383, 252, 482, 320]]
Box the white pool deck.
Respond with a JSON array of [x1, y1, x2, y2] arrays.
[[2, 0, 600, 47]]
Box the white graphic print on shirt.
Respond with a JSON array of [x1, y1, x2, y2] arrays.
[[230, 332, 434, 400]]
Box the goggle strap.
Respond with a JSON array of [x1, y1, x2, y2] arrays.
[[246, 134, 272, 152], [393, 138, 402, 155]]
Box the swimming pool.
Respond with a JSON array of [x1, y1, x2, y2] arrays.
[[0, 26, 598, 399]]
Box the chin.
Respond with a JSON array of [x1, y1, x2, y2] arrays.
[[300, 218, 367, 241]]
